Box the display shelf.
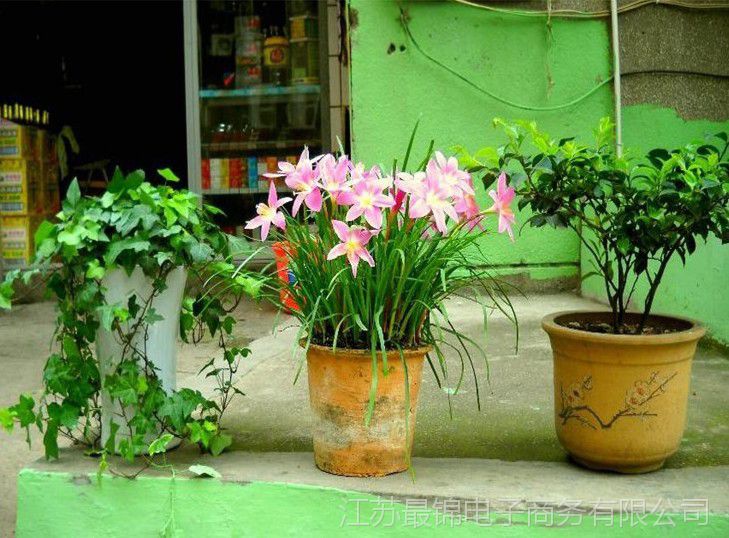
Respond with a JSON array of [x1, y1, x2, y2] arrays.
[[202, 184, 290, 196], [199, 85, 320, 99], [202, 139, 318, 153]]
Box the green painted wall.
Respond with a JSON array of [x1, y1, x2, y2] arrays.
[[348, 0, 613, 272], [15, 470, 729, 537], [581, 105, 729, 344]]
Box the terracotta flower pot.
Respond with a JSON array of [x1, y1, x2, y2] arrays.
[[542, 311, 705, 473], [306, 344, 428, 477]]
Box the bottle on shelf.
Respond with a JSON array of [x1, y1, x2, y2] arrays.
[[207, 3, 235, 88], [234, 5, 263, 88], [263, 26, 290, 86]]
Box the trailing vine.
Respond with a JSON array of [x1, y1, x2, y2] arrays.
[[0, 168, 266, 461]]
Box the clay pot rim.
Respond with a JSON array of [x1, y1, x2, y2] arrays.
[[542, 310, 706, 345], [304, 342, 432, 358]]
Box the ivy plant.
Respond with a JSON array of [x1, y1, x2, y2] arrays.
[[460, 118, 729, 334], [0, 168, 266, 461]]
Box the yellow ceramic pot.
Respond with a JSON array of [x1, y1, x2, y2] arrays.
[[542, 311, 705, 473]]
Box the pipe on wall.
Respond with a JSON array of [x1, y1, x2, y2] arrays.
[[610, 0, 623, 156]]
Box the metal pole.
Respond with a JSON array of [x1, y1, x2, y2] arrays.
[[183, 0, 202, 199], [610, 0, 623, 157]]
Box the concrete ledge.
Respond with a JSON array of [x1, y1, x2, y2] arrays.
[[16, 449, 729, 537]]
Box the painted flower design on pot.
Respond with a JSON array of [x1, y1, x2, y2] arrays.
[[559, 371, 677, 430], [625, 380, 651, 409]]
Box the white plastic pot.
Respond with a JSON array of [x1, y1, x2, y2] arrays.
[[96, 266, 187, 449]]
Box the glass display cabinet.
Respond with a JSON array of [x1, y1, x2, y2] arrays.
[[184, 0, 348, 256]]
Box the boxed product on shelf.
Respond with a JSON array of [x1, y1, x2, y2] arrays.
[[290, 38, 319, 85], [0, 119, 37, 160], [1, 213, 43, 268], [0, 159, 41, 214], [229, 158, 244, 188], [289, 15, 318, 40], [35, 129, 57, 164], [266, 156, 278, 174], [201, 158, 211, 190], [247, 156, 258, 189], [210, 158, 230, 190], [39, 160, 61, 214], [257, 158, 268, 187]]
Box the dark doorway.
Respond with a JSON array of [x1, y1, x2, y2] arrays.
[[0, 0, 187, 187]]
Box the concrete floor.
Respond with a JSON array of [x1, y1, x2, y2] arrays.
[[2, 293, 729, 533]]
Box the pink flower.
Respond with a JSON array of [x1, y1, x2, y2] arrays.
[[401, 172, 459, 234], [326, 220, 377, 277], [427, 151, 474, 196], [488, 172, 515, 240], [244, 181, 291, 241], [265, 147, 322, 216], [318, 154, 351, 203], [350, 162, 382, 186], [455, 193, 484, 231], [338, 178, 394, 229]]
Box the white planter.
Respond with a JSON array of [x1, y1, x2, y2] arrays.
[[96, 266, 187, 449]]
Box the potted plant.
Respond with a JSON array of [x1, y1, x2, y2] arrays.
[[245, 130, 517, 477], [464, 118, 729, 473], [0, 168, 265, 461]]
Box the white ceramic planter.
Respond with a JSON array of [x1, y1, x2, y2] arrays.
[[96, 266, 187, 449]]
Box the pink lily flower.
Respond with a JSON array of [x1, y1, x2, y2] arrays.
[[394, 171, 425, 199], [318, 154, 352, 203], [264, 147, 322, 216], [488, 172, 515, 240], [244, 181, 291, 241], [427, 151, 474, 196], [350, 162, 382, 186], [338, 178, 394, 229], [402, 173, 459, 234], [326, 220, 377, 277], [455, 193, 484, 231]]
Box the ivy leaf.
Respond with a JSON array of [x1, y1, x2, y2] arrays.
[[221, 316, 235, 334], [158, 168, 180, 183], [105, 238, 151, 264], [235, 275, 264, 298], [43, 420, 60, 460], [57, 227, 83, 246], [100, 191, 116, 208], [209, 433, 232, 456], [0, 408, 15, 432], [189, 241, 213, 263], [86, 260, 106, 280], [144, 308, 164, 325], [59, 402, 80, 430], [0, 280, 13, 310], [33, 220, 55, 247], [148, 433, 174, 455], [188, 464, 221, 479], [124, 170, 145, 191], [107, 167, 126, 193], [11, 394, 36, 427], [65, 179, 81, 208]]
